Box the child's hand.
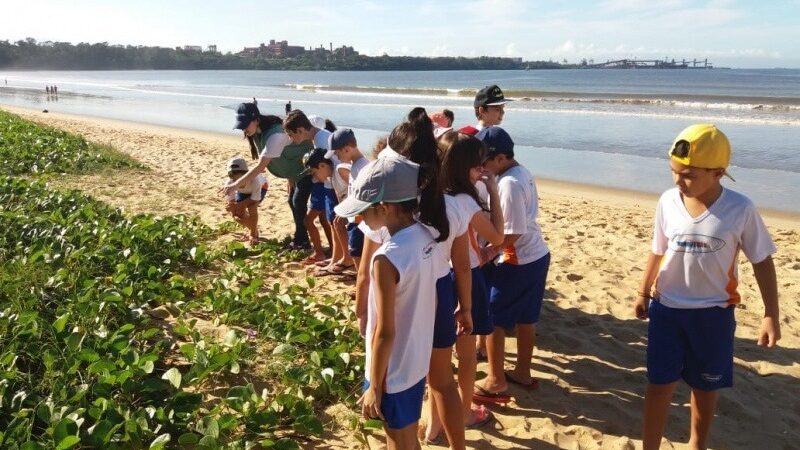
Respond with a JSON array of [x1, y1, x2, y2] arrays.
[[219, 184, 235, 197], [358, 387, 384, 421], [757, 316, 781, 348], [480, 169, 498, 192], [455, 308, 473, 336], [634, 296, 649, 320]]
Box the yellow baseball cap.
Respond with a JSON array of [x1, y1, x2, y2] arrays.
[[669, 124, 735, 181]]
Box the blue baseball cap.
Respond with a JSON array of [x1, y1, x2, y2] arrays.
[[234, 102, 259, 130], [326, 128, 357, 158], [476, 126, 514, 159]]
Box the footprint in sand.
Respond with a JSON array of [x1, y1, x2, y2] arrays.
[[567, 273, 584, 282]]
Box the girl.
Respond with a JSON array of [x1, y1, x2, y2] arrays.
[[335, 156, 444, 450]]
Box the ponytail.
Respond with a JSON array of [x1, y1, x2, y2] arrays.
[[246, 114, 284, 160]]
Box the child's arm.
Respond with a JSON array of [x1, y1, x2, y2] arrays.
[[752, 256, 780, 347], [451, 233, 473, 336], [359, 255, 399, 420], [338, 166, 351, 186], [221, 158, 270, 196], [634, 252, 663, 319]]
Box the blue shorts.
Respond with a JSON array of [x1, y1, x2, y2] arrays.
[[234, 188, 267, 204], [309, 182, 326, 211], [647, 300, 735, 390], [324, 188, 338, 223], [363, 377, 426, 429], [489, 252, 550, 329], [347, 222, 364, 257], [433, 273, 457, 348], [470, 267, 494, 335]]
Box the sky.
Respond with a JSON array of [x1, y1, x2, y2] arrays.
[[1, 0, 798, 68]]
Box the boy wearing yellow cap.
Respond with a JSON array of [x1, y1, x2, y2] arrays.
[[634, 124, 780, 449]]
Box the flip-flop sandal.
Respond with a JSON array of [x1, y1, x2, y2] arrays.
[[472, 385, 511, 405], [313, 267, 338, 277], [465, 404, 493, 429], [476, 350, 488, 362], [329, 262, 355, 274], [302, 255, 326, 265], [314, 259, 332, 267], [504, 371, 540, 391]]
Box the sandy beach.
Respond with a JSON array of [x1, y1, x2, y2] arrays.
[[4, 104, 798, 450]]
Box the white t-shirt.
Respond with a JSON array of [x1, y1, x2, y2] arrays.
[[359, 222, 391, 244], [452, 193, 484, 269], [651, 187, 776, 309], [226, 174, 268, 201], [259, 133, 292, 160], [330, 155, 349, 199], [346, 156, 370, 223], [313, 129, 334, 188], [496, 165, 549, 265], [423, 194, 471, 279], [366, 223, 438, 393]]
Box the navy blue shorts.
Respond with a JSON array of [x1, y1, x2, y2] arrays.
[[347, 222, 364, 257], [234, 188, 267, 204], [363, 377, 426, 429], [647, 300, 736, 390], [432, 273, 457, 348], [489, 252, 550, 329], [470, 267, 494, 335], [309, 182, 326, 211], [324, 188, 338, 222]]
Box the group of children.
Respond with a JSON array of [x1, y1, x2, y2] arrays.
[[221, 85, 781, 450]]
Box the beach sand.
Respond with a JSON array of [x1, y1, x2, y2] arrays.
[[4, 105, 799, 449]]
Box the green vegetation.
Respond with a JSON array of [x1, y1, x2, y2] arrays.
[[0, 38, 564, 71], [0, 112, 364, 449]]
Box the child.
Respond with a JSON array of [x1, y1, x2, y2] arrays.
[[459, 85, 511, 136], [474, 126, 550, 403], [224, 157, 268, 245], [430, 131, 506, 434], [303, 154, 334, 264], [328, 128, 370, 270], [635, 124, 780, 450], [334, 156, 442, 450]]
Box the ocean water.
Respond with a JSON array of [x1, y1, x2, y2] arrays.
[[1, 69, 799, 212]]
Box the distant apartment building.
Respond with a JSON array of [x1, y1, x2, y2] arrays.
[[207, 45, 218, 53], [238, 39, 305, 58], [182, 45, 203, 52]]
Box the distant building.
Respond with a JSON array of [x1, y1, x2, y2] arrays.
[[183, 45, 202, 52], [206, 45, 217, 53], [332, 45, 358, 57], [238, 39, 305, 58]]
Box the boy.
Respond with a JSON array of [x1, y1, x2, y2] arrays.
[[224, 157, 268, 245], [283, 110, 333, 252], [459, 85, 511, 136], [473, 127, 550, 404], [304, 179, 333, 264], [327, 128, 370, 270], [635, 124, 780, 450]]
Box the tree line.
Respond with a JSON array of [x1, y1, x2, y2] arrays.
[[0, 39, 566, 71]]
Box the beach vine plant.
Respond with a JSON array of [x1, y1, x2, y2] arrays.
[[0, 112, 365, 449]]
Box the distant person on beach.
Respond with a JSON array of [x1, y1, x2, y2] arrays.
[[221, 102, 311, 249], [224, 157, 268, 244], [285, 101, 292, 115], [634, 124, 780, 450], [54, 85, 58, 95], [335, 155, 443, 450], [459, 85, 511, 136], [473, 126, 551, 404], [46, 86, 50, 95]]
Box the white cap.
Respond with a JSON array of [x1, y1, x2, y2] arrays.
[[333, 157, 420, 217]]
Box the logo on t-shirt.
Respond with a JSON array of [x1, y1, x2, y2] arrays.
[[422, 241, 436, 260], [670, 234, 726, 253]]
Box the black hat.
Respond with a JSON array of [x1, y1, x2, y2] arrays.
[[300, 148, 331, 174], [473, 85, 513, 108], [234, 102, 260, 130]]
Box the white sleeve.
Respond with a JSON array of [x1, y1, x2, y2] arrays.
[[248, 177, 263, 201], [740, 204, 776, 263], [259, 133, 291, 161], [651, 198, 668, 255], [499, 180, 528, 235]]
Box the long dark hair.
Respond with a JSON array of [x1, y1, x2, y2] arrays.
[[439, 131, 488, 211], [246, 115, 284, 159], [387, 109, 449, 242]]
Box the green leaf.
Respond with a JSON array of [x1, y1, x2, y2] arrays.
[[178, 432, 200, 445], [141, 360, 154, 374], [20, 442, 46, 450], [321, 367, 335, 384], [272, 344, 295, 356], [53, 313, 69, 333], [161, 367, 181, 389], [363, 418, 384, 429], [55, 436, 81, 450], [293, 414, 323, 436], [149, 433, 171, 449], [196, 416, 220, 439]]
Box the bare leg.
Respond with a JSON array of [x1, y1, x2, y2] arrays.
[[425, 347, 465, 449], [688, 388, 719, 450], [246, 204, 260, 241], [385, 421, 422, 450], [304, 210, 326, 259], [318, 214, 332, 249], [477, 335, 487, 359], [479, 326, 508, 392], [455, 334, 478, 423], [642, 382, 678, 450], [509, 323, 535, 383], [333, 217, 353, 266]]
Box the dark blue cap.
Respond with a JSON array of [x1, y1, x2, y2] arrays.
[[330, 128, 356, 151], [234, 102, 259, 130], [476, 126, 514, 158]]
